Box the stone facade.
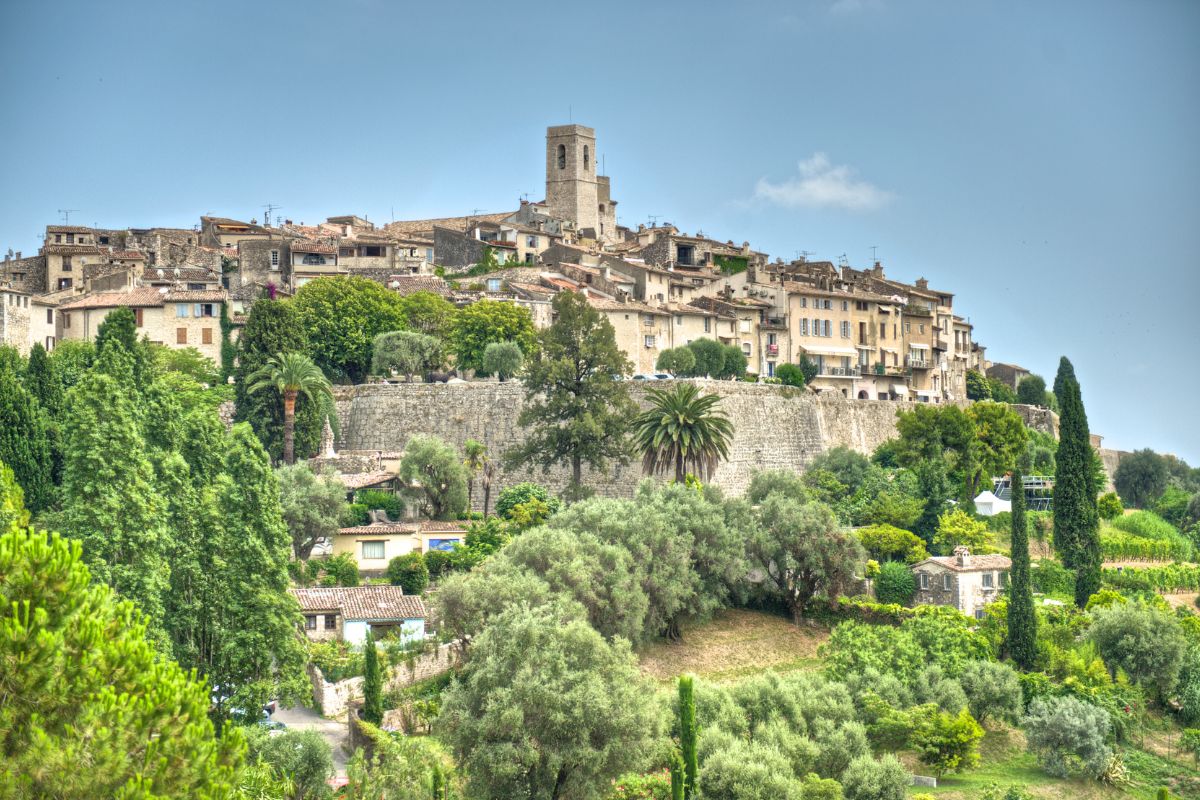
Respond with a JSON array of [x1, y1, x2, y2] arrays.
[[1, 253, 48, 294], [333, 380, 908, 504], [309, 642, 460, 717], [0, 290, 32, 354], [911, 549, 1010, 619]]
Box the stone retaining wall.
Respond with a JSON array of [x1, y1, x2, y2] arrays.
[[310, 641, 460, 717]]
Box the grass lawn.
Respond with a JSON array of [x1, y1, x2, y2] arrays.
[[637, 608, 827, 683]]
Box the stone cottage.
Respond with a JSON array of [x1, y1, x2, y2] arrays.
[[290, 585, 426, 647], [910, 546, 1011, 619]]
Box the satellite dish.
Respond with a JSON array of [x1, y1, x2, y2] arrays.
[[156, 269, 164, 278]]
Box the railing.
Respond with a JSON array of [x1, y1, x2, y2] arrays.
[[822, 366, 860, 377], [766, 344, 779, 355], [906, 356, 929, 369], [761, 317, 787, 329]]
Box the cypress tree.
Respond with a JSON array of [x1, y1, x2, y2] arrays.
[[1052, 356, 1077, 409], [24, 343, 62, 418], [431, 763, 443, 800], [670, 749, 685, 800], [1007, 464, 1037, 669], [0, 369, 53, 513], [362, 628, 383, 724], [1053, 368, 1100, 608], [94, 306, 150, 387], [679, 674, 698, 799]]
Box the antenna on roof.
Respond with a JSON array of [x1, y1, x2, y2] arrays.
[[262, 203, 282, 227], [870, 245, 879, 264], [58, 209, 80, 224], [799, 250, 814, 262], [647, 215, 659, 227]]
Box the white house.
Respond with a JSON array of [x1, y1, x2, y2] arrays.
[[290, 585, 426, 647]]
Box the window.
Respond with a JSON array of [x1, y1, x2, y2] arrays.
[[824, 299, 833, 310], [63, 312, 71, 329], [767, 332, 777, 345], [46, 309, 53, 324], [920, 323, 925, 334], [841, 300, 848, 311], [742, 342, 751, 355], [583, 145, 590, 170], [195, 303, 216, 317], [919, 572, 929, 589], [800, 297, 807, 308], [982, 572, 995, 588], [339, 247, 354, 257], [823, 320, 831, 337], [855, 300, 869, 311], [270, 250, 279, 267], [703, 317, 711, 333], [644, 335, 656, 348], [133, 308, 144, 327], [176, 327, 188, 344], [176, 304, 189, 318], [526, 235, 538, 248], [362, 541, 386, 560], [426, 248, 434, 261], [486, 278, 501, 292], [324, 614, 337, 630], [879, 323, 886, 339], [557, 144, 566, 169], [202, 328, 213, 345], [302, 253, 325, 265], [66, 233, 74, 244], [62, 256, 73, 272], [304, 615, 317, 630], [904, 322, 910, 333], [767, 361, 775, 377], [363, 246, 383, 257], [840, 321, 850, 338], [58, 278, 72, 290], [675, 315, 683, 326], [943, 574, 952, 590], [676, 245, 695, 266], [99, 236, 109, 245], [54, 234, 61, 243]]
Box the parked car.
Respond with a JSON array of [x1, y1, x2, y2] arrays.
[[631, 373, 658, 381], [652, 373, 674, 380]]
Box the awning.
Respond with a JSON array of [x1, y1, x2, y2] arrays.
[[891, 384, 910, 395], [909, 343, 929, 350], [855, 344, 874, 350], [882, 348, 898, 354], [802, 346, 858, 357]]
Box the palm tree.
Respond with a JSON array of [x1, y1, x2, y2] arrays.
[[462, 439, 488, 514], [247, 352, 333, 465], [632, 383, 734, 484]]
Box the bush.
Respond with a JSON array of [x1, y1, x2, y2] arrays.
[[958, 661, 1023, 724], [494, 482, 560, 520], [308, 640, 366, 682], [342, 502, 370, 527], [424, 549, 451, 580], [910, 706, 983, 775], [655, 346, 696, 376], [874, 561, 916, 606], [481, 341, 524, 381], [840, 754, 908, 800], [1086, 601, 1187, 698], [319, 553, 360, 587], [934, 509, 988, 553], [356, 489, 404, 520], [1031, 559, 1075, 596], [1102, 564, 1200, 593], [606, 771, 671, 800], [776, 363, 806, 388], [1022, 696, 1112, 778], [386, 552, 429, 595], [1098, 492, 1124, 520], [243, 727, 334, 798]]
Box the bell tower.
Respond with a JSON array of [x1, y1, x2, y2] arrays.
[[545, 124, 616, 242]]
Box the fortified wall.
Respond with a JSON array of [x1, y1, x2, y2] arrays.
[[336, 381, 924, 503]]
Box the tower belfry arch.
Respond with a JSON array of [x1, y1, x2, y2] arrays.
[[544, 124, 618, 243]]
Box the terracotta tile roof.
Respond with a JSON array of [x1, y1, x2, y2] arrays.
[[58, 287, 169, 309], [163, 290, 227, 302], [588, 295, 668, 315], [291, 240, 338, 254], [46, 225, 94, 233], [337, 523, 412, 535], [418, 520, 469, 533], [386, 275, 451, 297], [142, 266, 218, 282], [384, 211, 515, 238], [914, 554, 1012, 572], [45, 244, 103, 255], [290, 585, 426, 620], [337, 471, 396, 489], [109, 250, 146, 260]]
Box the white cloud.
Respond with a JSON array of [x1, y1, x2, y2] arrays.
[[829, 0, 885, 14], [754, 153, 892, 212]]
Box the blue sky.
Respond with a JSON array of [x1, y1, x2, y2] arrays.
[[2, 0, 1197, 462]]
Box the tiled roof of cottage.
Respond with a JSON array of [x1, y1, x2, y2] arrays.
[[336, 520, 468, 536], [164, 290, 226, 302], [46, 225, 94, 233], [386, 275, 451, 297], [337, 471, 396, 490], [57, 287, 228, 310], [290, 240, 338, 254], [290, 585, 426, 620], [45, 244, 103, 255], [384, 211, 515, 238], [142, 266, 218, 283], [109, 251, 147, 260], [914, 554, 1012, 572]]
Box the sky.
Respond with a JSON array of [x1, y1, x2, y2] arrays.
[[1, 0, 1197, 463]]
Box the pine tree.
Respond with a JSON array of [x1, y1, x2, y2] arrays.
[[362, 628, 383, 725], [679, 674, 698, 799], [0, 369, 53, 512], [1007, 465, 1037, 669], [1053, 364, 1100, 608]]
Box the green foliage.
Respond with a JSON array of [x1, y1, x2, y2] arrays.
[[1086, 600, 1187, 698], [424, 548, 451, 581], [355, 488, 404, 520], [719, 344, 747, 380], [0, 368, 53, 512], [1021, 695, 1112, 778], [371, 330, 443, 379], [219, 300, 236, 379], [1054, 365, 1101, 607], [362, 629, 383, 725], [388, 552, 430, 595], [873, 560, 916, 606], [685, 339, 726, 378], [656, 346, 696, 376], [278, 463, 348, 560], [505, 290, 635, 494], [798, 356, 819, 385], [94, 305, 152, 386], [481, 340, 524, 381], [1016, 374, 1047, 406], [400, 435, 469, 520], [987, 378, 1017, 403], [1154, 484, 1192, 529], [1031, 558, 1075, 595], [746, 469, 808, 504], [775, 362, 807, 387], [857, 524, 928, 563], [839, 754, 908, 800], [153, 343, 222, 386], [319, 552, 360, 587], [908, 705, 983, 776], [397, 291, 457, 339], [1114, 448, 1170, 509], [822, 612, 989, 681], [609, 770, 672, 800], [342, 720, 451, 800], [1007, 467, 1037, 669], [934, 508, 989, 553], [449, 298, 536, 373], [307, 639, 365, 683], [1098, 491, 1124, 520], [342, 502, 371, 527], [48, 339, 96, 390], [959, 660, 1023, 722], [494, 481, 560, 520], [0, 526, 242, 797], [679, 675, 698, 799], [633, 383, 734, 483], [438, 606, 661, 800], [233, 299, 324, 462], [966, 369, 991, 400], [1111, 509, 1182, 539], [809, 447, 872, 493], [244, 726, 334, 799], [1102, 563, 1200, 592], [293, 276, 407, 382], [247, 351, 333, 465], [1099, 528, 1191, 561]]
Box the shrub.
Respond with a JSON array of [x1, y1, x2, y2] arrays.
[[494, 482, 560, 520], [606, 771, 671, 800], [1182, 728, 1200, 762], [386, 552, 429, 595], [910, 705, 983, 775], [243, 727, 334, 798], [958, 661, 1023, 724], [1098, 492, 1124, 520], [857, 524, 929, 563], [319, 553, 360, 587], [776, 363, 806, 388], [840, 754, 908, 800], [424, 549, 451, 580], [655, 346, 696, 377], [481, 341, 524, 381], [356, 489, 404, 520], [308, 640, 365, 682], [1022, 696, 1112, 778], [342, 502, 370, 527], [874, 561, 916, 606], [1086, 601, 1187, 698], [934, 508, 989, 553], [1102, 564, 1200, 593], [1031, 559, 1075, 595]]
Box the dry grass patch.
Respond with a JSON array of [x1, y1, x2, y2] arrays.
[[638, 608, 827, 683]]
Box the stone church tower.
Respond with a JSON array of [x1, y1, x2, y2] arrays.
[[545, 124, 618, 243]]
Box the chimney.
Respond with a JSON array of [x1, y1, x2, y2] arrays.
[[15, 251, 21, 259], [915, 277, 929, 290], [954, 545, 970, 567], [872, 261, 884, 277]]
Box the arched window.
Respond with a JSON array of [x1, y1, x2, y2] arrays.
[[557, 144, 566, 169], [583, 145, 590, 170]]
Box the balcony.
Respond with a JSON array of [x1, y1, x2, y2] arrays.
[[873, 363, 910, 377], [766, 344, 779, 356], [906, 355, 930, 369], [934, 334, 950, 350], [761, 316, 788, 330], [821, 366, 861, 378]]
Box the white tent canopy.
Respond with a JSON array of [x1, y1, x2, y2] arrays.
[[973, 490, 1011, 517]]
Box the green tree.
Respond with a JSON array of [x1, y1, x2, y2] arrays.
[[494, 481, 560, 520], [747, 497, 865, 622], [987, 378, 1017, 403], [481, 340, 524, 381], [361, 629, 383, 725], [388, 552, 430, 595], [656, 346, 696, 376], [234, 298, 324, 462], [0, 462, 30, 530], [894, 404, 975, 502], [0, 369, 53, 512], [966, 369, 991, 400], [1016, 374, 1047, 406], [840, 754, 909, 800], [1114, 449, 1170, 509], [670, 751, 686, 800], [679, 675, 699, 799], [277, 462, 348, 560], [857, 523, 928, 563], [1054, 364, 1101, 607], [400, 435, 469, 519], [244, 727, 333, 800], [293, 276, 407, 382], [809, 446, 873, 493], [462, 439, 489, 514], [632, 383, 734, 483], [798, 355, 819, 385], [449, 299, 536, 373], [371, 330, 443, 381], [959, 660, 1024, 723], [934, 508, 989, 553], [438, 606, 661, 800], [0, 525, 242, 798], [1007, 466, 1037, 670], [966, 401, 1027, 498], [397, 290, 457, 339], [24, 342, 62, 418], [1022, 696, 1111, 779], [94, 305, 151, 386], [775, 362, 807, 387], [248, 352, 333, 465], [719, 344, 748, 380], [686, 338, 726, 377], [48, 339, 95, 390], [61, 369, 169, 641], [875, 561, 916, 605], [1086, 600, 1187, 699], [1052, 356, 1077, 408], [913, 461, 951, 545], [910, 705, 983, 776], [505, 290, 635, 497], [1097, 491, 1124, 520]]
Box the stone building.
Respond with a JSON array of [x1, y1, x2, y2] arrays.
[[290, 585, 426, 646], [545, 124, 619, 244], [911, 547, 1011, 619]]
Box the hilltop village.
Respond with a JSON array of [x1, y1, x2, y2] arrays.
[[2, 124, 1021, 403]]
